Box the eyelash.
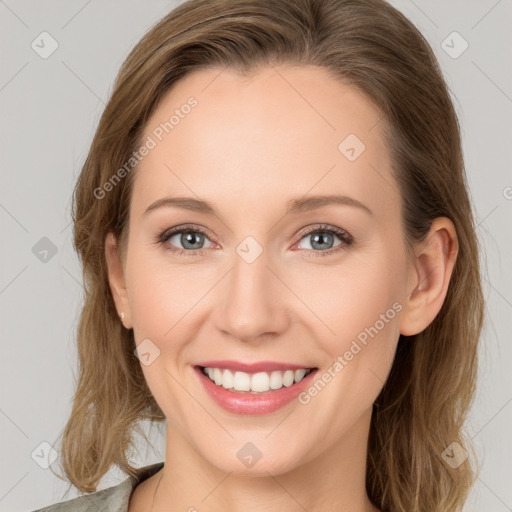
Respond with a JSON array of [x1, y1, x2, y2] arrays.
[[156, 223, 354, 257]]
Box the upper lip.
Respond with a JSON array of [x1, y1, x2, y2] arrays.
[[196, 360, 316, 373]]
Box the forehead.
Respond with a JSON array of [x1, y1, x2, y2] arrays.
[[132, 64, 399, 220]]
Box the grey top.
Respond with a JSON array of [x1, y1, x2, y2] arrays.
[[31, 462, 164, 512]]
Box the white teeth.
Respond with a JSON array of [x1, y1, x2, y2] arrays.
[[269, 371, 283, 390], [203, 367, 312, 393], [222, 369, 234, 389], [251, 372, 270, 392], [282, 370, 294, 387], [294, 369, 307, 382], [233, 371, 251, 391]]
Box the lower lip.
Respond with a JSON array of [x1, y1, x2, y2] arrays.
[[194, 366, 317, 415]]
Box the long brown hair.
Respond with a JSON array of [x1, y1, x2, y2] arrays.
[[55, 1, 485, 510]]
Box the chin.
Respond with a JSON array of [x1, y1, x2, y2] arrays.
[[197, 441, 306, 477]]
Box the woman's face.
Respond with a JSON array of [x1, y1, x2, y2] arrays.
[[111, 64, 415, 475]]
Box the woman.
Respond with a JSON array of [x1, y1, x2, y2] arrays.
[[33, 0, 484, 510]]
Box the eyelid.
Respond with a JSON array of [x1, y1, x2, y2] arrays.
[[294, 224, 352, 243], [159, 223, 216, 241]]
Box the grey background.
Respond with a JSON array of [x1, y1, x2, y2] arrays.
[[1, 1, 511, 511]]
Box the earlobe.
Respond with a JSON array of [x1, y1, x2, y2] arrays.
[[104, 232, 133, 329], [399, 217, 458, 337]]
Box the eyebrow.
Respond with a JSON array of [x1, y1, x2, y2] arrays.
[[143, 194, 373, 218]]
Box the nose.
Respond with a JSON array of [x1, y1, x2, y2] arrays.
[[212, 247, 291, 344]]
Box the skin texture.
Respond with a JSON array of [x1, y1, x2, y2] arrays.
[[105, 64, 458, 512]]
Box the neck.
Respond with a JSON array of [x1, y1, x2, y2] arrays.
[[149, 408, 379, 512]]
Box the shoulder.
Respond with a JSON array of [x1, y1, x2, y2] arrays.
[[31, 462, 164, 512], [31, 478, 132, 512]]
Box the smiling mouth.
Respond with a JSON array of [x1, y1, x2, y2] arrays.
[[197, 366, 317, 394]]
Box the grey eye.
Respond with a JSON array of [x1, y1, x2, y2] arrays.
[[168, 231, 213, 251], [297, 231, 343, 251]]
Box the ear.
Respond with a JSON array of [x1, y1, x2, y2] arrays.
[[105, 232, 133, 329], [400, 217, 458, 336]]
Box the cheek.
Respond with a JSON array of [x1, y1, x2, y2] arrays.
[[125, 242, 198, 338], [326, 274, 402, 360], [125, 252, 195, 423], [124, 244, 214, 386], [290, 250, 405, 417], [311, 251, 405, 407], [287, 251, 405, 354]]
